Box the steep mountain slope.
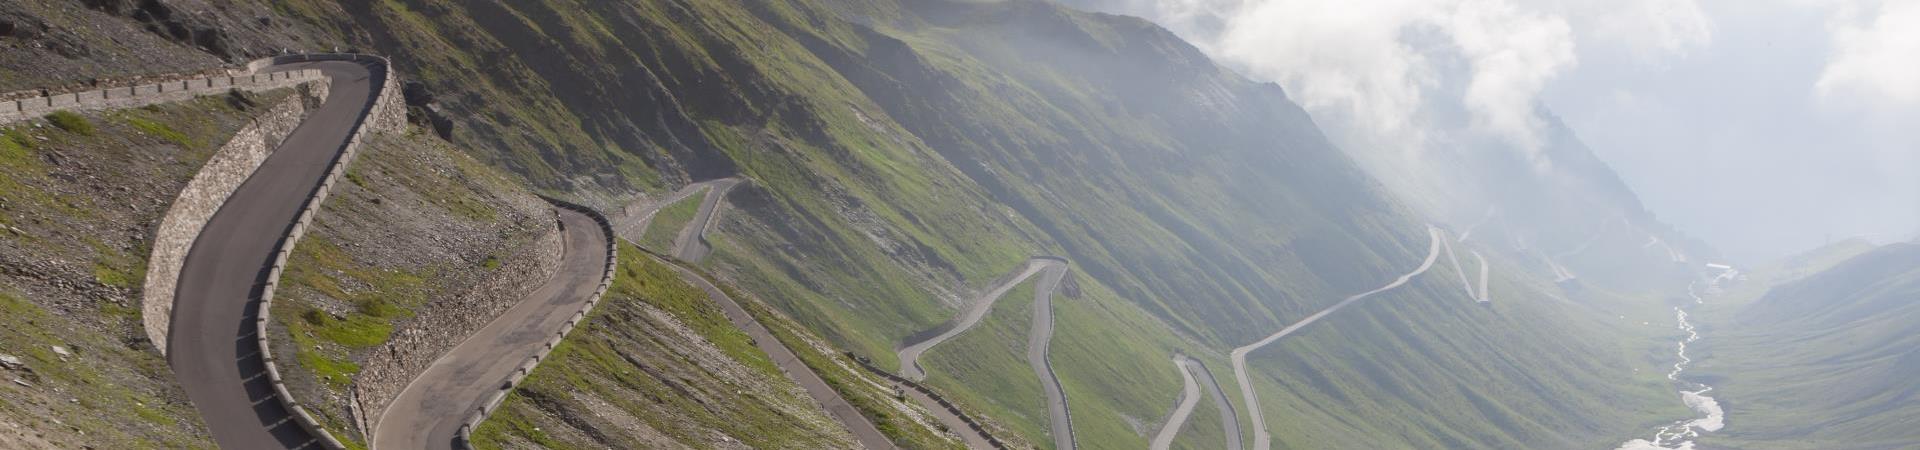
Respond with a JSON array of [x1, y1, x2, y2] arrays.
[[0, 91, 300, 449], [1697, 243, 1920, 449], [2, 0, 1698, 448]]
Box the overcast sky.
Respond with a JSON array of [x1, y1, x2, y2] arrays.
[[1060, 0, 1919, 263]]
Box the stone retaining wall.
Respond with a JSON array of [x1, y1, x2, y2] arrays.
[[140, 79, 331, 356], [350, 222, 566, 426], [454, 197, 619, 449], [0, 69, 325, 125]]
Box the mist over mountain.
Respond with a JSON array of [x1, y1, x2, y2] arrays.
[[0, 0, 1913, 449]]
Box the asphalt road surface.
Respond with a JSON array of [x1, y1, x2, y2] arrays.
[[670, 177, 741, 263], [1231, 226, 1441, 450], [619, 178, 736, 244], [371, 208, 607, 450], [896, 259, 1056, 380], [1473, 250, 1491, 302], [1149, 356, 1201, 450], [1190, 357, 1243, 450], [166, 60, 382, 450], [1024, 262, 1075, 449], [663, 261, 896, 450]]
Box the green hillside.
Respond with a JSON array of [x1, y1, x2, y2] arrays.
[[0, 0, 1705, 448], [1697, 243, 1920, 449]]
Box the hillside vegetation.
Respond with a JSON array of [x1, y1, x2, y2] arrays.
[[0, 91, 298, 448], [0, 0, 1710, 448], [1697, 243, 1920, 449]]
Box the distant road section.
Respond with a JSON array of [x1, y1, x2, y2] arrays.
[[671, 178, 742, 263], [167, 60, 380, 450], [1231, 226, 1441, 450], [896, 259, 1057, 380], [1191, 358, 1242, 450], [1149, 356, 1201, 450], [372, 208, 607, 450], [896, 257, 1075, 448], [1150, 355, 1243, 450], [1025, 262, 1074, 450]]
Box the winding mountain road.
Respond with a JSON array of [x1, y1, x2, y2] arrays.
[[896, 258, 1075, 448], [1190, 357, 1242, 450], [372, 208, 609, 450], [166, 59, 383, 450], [1231, 226, 1441, 450], [1151, 355, 1245, 450], [1441, 237, 1493, 303], [1150, 356, 1201, 450], [1025, 261, 1075, 450], [671, 178, 742, 263], [896, 259, 1057, 380], [1457, 207, 1497, 243]]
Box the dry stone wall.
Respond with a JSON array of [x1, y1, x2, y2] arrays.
[[140, 79, 330, 355], [351, 224, 566, 424], [0, 69, 325, 125], [454, 197, 619, 449]]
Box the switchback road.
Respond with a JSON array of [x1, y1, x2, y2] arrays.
[[167, 60, 382, 450], [372, 208, 607, 450], [1230, 226, 1441, 450]]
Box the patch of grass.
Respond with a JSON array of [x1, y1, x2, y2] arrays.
[[122, 116, 192, 147], [482, 255, 502, 270], [610, 245, 776, 375], [93, 260, 138, 289], [637, 193, 701, 252], [44, 111, 95, 136], [0, 128, 31, 168], [285, 318, 363, 388], [474, 242, 856, 448]]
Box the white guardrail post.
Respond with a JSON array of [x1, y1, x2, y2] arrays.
[[248, 53, 399, 450]]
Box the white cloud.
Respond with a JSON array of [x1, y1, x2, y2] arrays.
[[1081, 0, 1706, 160], [1576, 0, 1714, 63], [1446, 0, 1575, 153], [1816, 1, 1920, 103]]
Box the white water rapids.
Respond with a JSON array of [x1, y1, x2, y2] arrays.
[[1615, 307, 1724, 450]]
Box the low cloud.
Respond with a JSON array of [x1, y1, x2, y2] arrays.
[[1816, 1, 1920, 104], [1067, 0, 1709, 161]]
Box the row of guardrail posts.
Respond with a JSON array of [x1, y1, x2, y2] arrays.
[[452, 197, 618, 449], [0, 69, 324, 123], [850, 356, 1009, 449], [252, 53, 398, 450]]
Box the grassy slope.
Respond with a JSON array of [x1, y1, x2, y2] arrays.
[[0, 91, 296, 448], [271, 129, 550, 445], [471, 244, 860, 449], [1696, 243, 1920, 449], [637, 193, 701, 251], [215, 0, 1688, 447]]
